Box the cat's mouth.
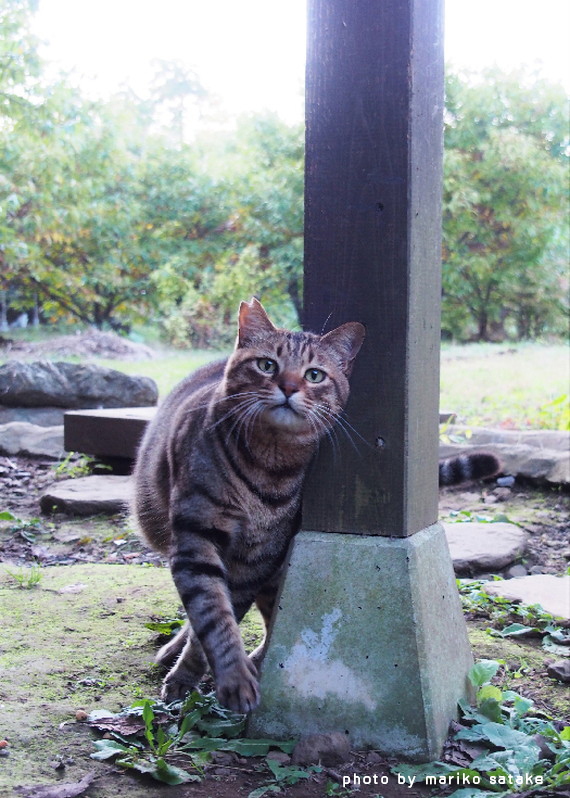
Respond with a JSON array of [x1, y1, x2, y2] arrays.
[[277, 399, 300, 415], [266, 400, 306, 429]]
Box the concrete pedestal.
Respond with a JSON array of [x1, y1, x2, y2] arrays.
[[248, 524, 473, 761]]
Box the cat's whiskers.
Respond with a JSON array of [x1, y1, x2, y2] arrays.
[[241, 401, 267, 451], [231, 399, 265, 450], [308, 405, 341, 458], [313, 403, 363, 455], [207, 395, 261, 432], [190, 391, 261, 418]]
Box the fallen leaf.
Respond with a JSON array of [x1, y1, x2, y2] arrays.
[[14, 770, 97, 798], [88, 712, 170, 736]]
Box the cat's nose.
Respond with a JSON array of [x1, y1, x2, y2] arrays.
[[279, 378, 300, 398]]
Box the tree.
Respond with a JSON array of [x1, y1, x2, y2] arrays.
[[442, 69, 568, 341], [150, 60, 208, 145], [151, 113, 305, 347]]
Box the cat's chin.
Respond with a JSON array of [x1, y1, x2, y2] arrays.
[[264, 405, 310, 432]]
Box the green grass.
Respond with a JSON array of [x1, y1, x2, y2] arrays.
[[440, 342, 569, 430]]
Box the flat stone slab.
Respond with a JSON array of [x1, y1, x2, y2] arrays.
[[443, 521, 528, 574], [0, 406, 66, 427], [443, 426, 570, 452], [483, 575, 570, 621], [0, 421, 65, 460], [40, 475, 132, 515]]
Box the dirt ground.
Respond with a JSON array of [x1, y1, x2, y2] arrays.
[[2, 454, 568, 576], [1, 454, 569, 798]]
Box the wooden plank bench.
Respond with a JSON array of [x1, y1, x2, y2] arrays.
[[64, 406, 455, 461], [64, 407, 156, 460]]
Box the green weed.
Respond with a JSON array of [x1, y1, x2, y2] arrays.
[[89, 691, 299, 787], [0, 511, 45, 543], [5, 562, 43, 589], [53, 453, 112, 479]]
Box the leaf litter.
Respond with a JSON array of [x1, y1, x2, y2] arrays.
[[14, 771, 97, 798]]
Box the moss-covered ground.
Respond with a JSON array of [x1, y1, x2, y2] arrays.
[[0, 561, 267, 796]]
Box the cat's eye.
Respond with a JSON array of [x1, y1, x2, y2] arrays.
[[304, 368, 326, 384], [257, 358, 277, 375]]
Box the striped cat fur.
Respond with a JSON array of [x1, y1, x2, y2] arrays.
[[439, 452, 500, 486], [133, 298, 365, 712]]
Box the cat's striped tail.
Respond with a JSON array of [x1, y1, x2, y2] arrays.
[[439, 452, 501, 486]]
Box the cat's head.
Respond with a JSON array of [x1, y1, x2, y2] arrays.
[[221, 298, 365, 438]]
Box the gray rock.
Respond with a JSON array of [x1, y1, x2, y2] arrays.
[[0, 422, 65, 460], [0, 361, 158, 409], [483, 575, 570, 620], [265, 751, 291, 764], [291, 732, 351, 766], [443, 521, 528, 574], [40, 475, 132, 515], [504, 564, 528, 579], [497, 476, 516, 487], [546, 660, 570, 684], [0, 406, 66, 427]]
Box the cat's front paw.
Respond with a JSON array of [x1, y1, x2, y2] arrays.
[[216, 657, 260, 714], [161, 661, 204, 704]]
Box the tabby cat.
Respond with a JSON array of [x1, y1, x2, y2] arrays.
[[133, 298, 365, 713], [133, 299, 500, 713]]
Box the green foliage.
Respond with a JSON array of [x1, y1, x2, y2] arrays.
[[442, 69, 569, 342], [144, 618, 186, 637], [248, 760, 319, 798], [89, 690, 300, 787], [1, 3, 567, 346], [52, 453, 109, 479], [458, 580, 569, 658], [1, 511, 44, 543], [392, 659, 570, 795]]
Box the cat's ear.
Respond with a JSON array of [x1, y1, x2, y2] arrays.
[[237, 298, 276, 348], [321, 322, 365, 376]]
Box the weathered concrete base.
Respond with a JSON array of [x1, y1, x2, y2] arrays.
[[248, 524, 473, 761]]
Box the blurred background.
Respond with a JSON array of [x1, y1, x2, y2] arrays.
[[1, 0, 568, 428]]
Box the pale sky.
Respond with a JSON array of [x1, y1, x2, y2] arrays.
[[32, 0, 570, 124]]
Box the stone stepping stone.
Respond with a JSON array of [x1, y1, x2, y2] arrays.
[[483, 574, 570, 621], [0, 422, 65, 460], [443, 521, 528, 574], [40, 475, 132, 516]]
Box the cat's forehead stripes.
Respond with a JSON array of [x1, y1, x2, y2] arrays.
[[251, 330, 324, 366]]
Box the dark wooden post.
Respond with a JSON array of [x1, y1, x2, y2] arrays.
[[303, 0, 444, 538], [249, 0, 474, 758]]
